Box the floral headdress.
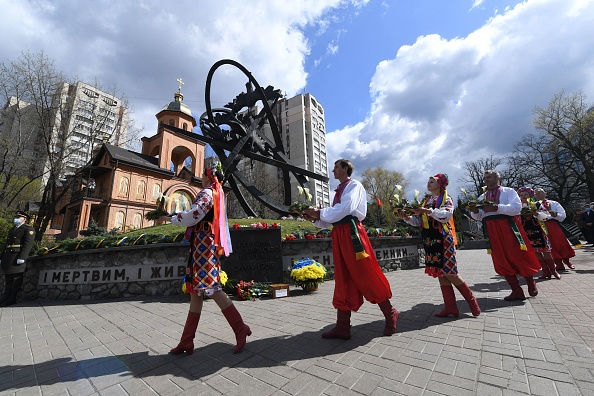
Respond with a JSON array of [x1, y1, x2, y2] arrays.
[[432, 173, 449, 191], [517, 186, 534, 197], [205, 161, 232, 256]]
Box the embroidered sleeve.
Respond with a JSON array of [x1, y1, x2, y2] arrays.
[[170, 189, 213, 227], [430, 197, 453, 222]]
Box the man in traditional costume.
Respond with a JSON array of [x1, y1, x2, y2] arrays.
[[533, 188, 579, 271], [469, 170, 541, 301], [304, 159, 398, 340]]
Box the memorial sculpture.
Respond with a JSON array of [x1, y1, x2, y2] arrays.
[[162, 59, 329, 217]]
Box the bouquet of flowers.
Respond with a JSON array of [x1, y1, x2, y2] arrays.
[[459, 188, 496, 211], [290, 258, 327, 290], [144, 194, 170, 221], [288, 186, 313, 216], [235, 280, 271, 301], [391, 186, 425, 215]]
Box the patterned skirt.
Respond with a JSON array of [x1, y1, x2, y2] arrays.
[[520, 215, 551, 253], [184, 221, 222, 296], [421, 225, 459, 278]]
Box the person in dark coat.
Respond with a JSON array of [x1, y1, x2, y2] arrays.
[[0, 211, 36, 307], [582, 203, 594, 245]]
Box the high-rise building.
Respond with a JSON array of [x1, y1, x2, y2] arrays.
[[51, 81, 128, 179], [0, 81, 129, 184], [273, 93, 331, 209]]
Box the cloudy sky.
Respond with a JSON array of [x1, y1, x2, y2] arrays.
[[2, 0, 594, 199]]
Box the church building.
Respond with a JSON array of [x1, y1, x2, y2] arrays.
[[53, 86, 206, 239]]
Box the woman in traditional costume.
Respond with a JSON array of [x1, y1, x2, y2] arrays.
[[517, 187, 560, 280], [398, 174, 480, 317], [168, 163, 251, 355]]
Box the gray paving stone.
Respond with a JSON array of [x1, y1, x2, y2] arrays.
[[3, 249, 594, 395]]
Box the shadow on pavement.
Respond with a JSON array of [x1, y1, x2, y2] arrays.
[[0, 322, 394, 392]]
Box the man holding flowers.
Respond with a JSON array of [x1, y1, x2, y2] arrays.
[[533, 188, 578, 271], [304, 159, 398, 339], [468, 170, 541, 301]]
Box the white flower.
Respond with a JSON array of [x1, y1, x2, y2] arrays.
[[304, 188, 312, 203]]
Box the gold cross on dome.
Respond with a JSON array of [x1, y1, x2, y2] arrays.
[[177, 78, 184, 92]]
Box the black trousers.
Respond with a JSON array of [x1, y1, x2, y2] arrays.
[[1, 273, 24, 300]]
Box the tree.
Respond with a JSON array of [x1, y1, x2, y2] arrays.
[[533, 90, 594, 203], [507, 133, 586, 208], [0, 50, 142, 241], [458, 155, 507, 196], [361, 167, 408, 229]]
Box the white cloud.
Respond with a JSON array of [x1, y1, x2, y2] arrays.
[[470, 0, 485, 11], [0, 0, 365, 142], [327, 0, 594, 198]]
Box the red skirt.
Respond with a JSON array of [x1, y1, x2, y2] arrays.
[[485, 216, 541, 277], [546, 220, 576, 260]]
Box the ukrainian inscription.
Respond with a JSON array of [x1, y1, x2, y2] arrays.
[[38, 264, 186, 286]]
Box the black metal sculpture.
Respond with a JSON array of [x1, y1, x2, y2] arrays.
[[162, 59, 329, 216]]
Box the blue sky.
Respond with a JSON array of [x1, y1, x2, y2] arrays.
[[1, 0, 594, 199], [304, 0, 516, 132]]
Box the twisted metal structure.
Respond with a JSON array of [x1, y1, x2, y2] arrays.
[[162, 59, 328, 216]]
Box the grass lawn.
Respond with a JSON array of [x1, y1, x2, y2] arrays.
[[125, 218, 321, 239]]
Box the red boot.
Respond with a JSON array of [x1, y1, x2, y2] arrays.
[[435, 285, 459, 317], [378, 299, 399, 336], [547, 259, 561, 279], [538, 260, 551, 279], [554, 259, 565, 271], [170, 311, 201, 355], [563, 259, 575, 269], [503, 275, 526, 301], [455, 283, 481, 316], [322, 309, 351, 340], [222, 304, 252, 353], [524, 276, 538, 297]]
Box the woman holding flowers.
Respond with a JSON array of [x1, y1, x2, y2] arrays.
[[398, 174, 480, 317], [167, 162, 251, 355], [517, 187, 560, 280]]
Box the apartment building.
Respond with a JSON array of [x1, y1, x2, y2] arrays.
[[273, 93, 331, 209], [52, 81, 128, 179]]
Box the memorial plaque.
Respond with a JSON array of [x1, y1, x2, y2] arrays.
[[222, 228, 283, 283]]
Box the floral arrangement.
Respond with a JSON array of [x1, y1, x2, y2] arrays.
[[288, 186, 313, 215], [391, 185, 426, 215], [290, 258, 327, 290], [232, 222, 280, 230], [144, 194, 170, 221], [459, 187, 496, 211], [282, 225, 332, 241], [235, 280, 271, 301]]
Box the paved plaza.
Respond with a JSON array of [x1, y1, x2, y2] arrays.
[[1, 246, 594, 395]]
